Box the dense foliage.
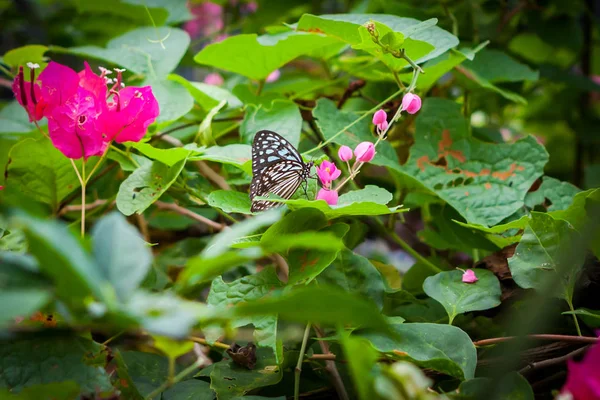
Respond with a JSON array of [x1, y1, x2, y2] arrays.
[[1, 0, 600, 399]]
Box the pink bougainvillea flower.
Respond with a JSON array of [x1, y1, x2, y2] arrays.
[[462, 269, 478, 284], [184, 1, 223, 39], [204, 73, 224, 86], [354, 142, 375, 162], [37, 61, 80, 117], [338, 145, 353, 162], [400, 93, 422, 114], [101, 86, 159, 143], [47, 88, 107, 159], [372, 109, 387, 131], [317, 160, 341, 188], [561, 336, 600, 400], [266, 70, 281, 83], [317, 188, 338, 205], [12, 64, 45, 122]]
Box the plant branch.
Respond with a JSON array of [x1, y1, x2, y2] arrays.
[[473, 334, 599, 347], [144, 357, 206, 400], [314, 326, 349, 400], [189, 336, 230, 350], [295, 323, 312, 400], [519, 345, 589, 375], [154, 201, 226, 231]]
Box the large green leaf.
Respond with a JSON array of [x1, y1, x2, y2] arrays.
[[67, 27, 190, 78], [296, 14, 458, 68], [207, 190, 252, 214], [120, 351, 170, 397], [525, 176, 580, 211], [340, 334, 379, 400], [422, 269, 501, 324], [122, 0, 193, 25], [0, 382, 80, 400], [399, 99, 548, 227], [142, 77, 194, 123], [116, 157, 188, 216], [129, 142, 191, 167], [452, 372, 534, 400], [508, 212, 584, 301], [162, 379, 214, 400], [361, 323, 477, 380], [5, 138, 80, 212], [550, 188, 600, 231], [194, 30, 342, 80], [0, 336, 113, 396], [312, 98, 400, 169], [169, 74, 243, 111], [240, 100, 302, 147], [265, 197, 407, 219], [0, 101, 38, 135], [461, 49, 539, 83], [92, 212, 153, 302]]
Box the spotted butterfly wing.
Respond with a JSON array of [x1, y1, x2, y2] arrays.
[[250, 130, 313, 212]]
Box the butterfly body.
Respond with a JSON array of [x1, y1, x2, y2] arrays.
[[250, 130, 313, 212]]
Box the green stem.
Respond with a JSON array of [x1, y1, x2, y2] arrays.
[[567, 299, 583, 336], [69, 159, 86, 237], [0, 63, 14, 78], [168, 357, 175, 384], [256, 80, 265, 96], [110, 144, 139, 168], [144, 358, 205, 400], [295, 323, 312, 400], [85, 146, 111, 185]]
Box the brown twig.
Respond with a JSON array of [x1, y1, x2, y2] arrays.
[[337, 80, 366, 109], [135, 213, 150, 242], [154, 201, 226, 231], [314, 326, 350, 400], [474, 334, 599, 347], [58, 198, 113, 216], [519, 345, 589, 375]]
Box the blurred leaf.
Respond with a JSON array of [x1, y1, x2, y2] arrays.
[[362, 323, 476, 380], [452, 372, 534, 400], [422, 269, 501, 324], [169, 74, 243, 111], [0, 290, 51, 327], [120, 351, 171, 397], [0, 382, 79, 400], [312, 98, 400, 169], [261, 208, 327, 243], [207, 190, 252, 214], [384, 290, 447, 323], [0, 101, 38, 135], [68, 27, 190, 78], [123, 0, 193, 24], [525, 176, 580, 211], [508, 212, 584, 301], [319, 249, 387, 310], [461, 49, 538, 83], [341, 334, 379, 399], [3, 45, 48, 77], [562, 308, 600, 329], [0, 336, 112, 395], [162, 379, 214, 400], [74, 0, 169, 26], [240, 100, 302, 147], [194, 31, 341, 80], [92, 212, 153, 302], [116, 157, 188, 216], [153, 336, 194, 360], [399, 99, 547, 227], [5, 138, 80, 212]]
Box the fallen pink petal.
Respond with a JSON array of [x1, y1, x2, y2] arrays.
[[462, 269, 478, 284]]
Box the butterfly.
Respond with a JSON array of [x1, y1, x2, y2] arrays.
[[250, 130, 314, 212]]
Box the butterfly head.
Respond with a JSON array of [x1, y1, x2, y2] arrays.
[[303, 161, 314, 179]]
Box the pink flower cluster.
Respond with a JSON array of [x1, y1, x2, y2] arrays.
[[13, 61, 159, 159], [562, 333, 600, 399]]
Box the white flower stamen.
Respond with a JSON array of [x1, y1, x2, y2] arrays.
[[26, 62, 40, 69], [114, 68, 126, 73]]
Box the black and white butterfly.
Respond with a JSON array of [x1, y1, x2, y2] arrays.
[[250, 130, 313, 212]]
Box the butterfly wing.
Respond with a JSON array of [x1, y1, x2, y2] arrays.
[[250, 130, 306, 212]]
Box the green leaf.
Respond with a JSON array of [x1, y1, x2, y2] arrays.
[[143, 77, 194, 123], [461, 49, 539, 83], [207, 190, 252, 214], [74, 0, 169, 26], [169, 74, 243, 111], [422, 269, 501, 324], [153, 336, 194, 360], [338, 185, 393, 205], [550, 188, 600, 231], [232, 285, 392, 333], [287, 223, 349, 284], [5, 138, 80, 211], [130, 142, 191, 167], [296, 14, 458, 68], [0, 382, 80, 400], [116, 157, 188, 216], [123, 0, 193, 25], [266, 197, 407, 219], [162, 379, 214, 400], [207, 268, 284, 362], [525, 176, 580, 211], [0, 290, 51, 327], [120, 351, 170, 397], [0, 335, 112, 395], [197, 100, 227, 146], [261, 208, 327, 243], [508, 212, 584, 301], [0, 101, 38, 135], [187, 144, 252, 174], [194, 30, 342, 80], [384, 290, 448, 323], [361, 323, 476, 380], [92, 212, 153, 302], [312, 98, 400, 169], [240, 100, 302, 148], [453, 372, 534, 400], [261, 231, 345, 253], [208, 347, 282, 400], [3, 45, 49, 77], [68, 27, 190, 78], [15, 213, 105, 303], [319, 249, 387, 310], [562, 308, 600, 329], [340, 334, 379, 400], [399, 99, 548, 227]]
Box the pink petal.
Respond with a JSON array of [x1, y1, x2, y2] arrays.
[[462, 269, 478, 283], [354, 142, 375, 162], [401, 93, 422, 114], [204, 73, 224, 86], [78, 62, 107, 100], [101, 86, 159, 143], [316, 188, 338, 205], [338, 145, 353, 162], [266, 69, 281, 83], [372, 109, 387, 125], [37, 61, 80, 117]]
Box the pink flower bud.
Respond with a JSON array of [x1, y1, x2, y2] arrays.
[[400, 93, 422, 114], [266, 69, 281, 83], [316, 188, 338, 205], [354, 142, 375, 162], [338, 145, 353, 162], [204, 73, 224, 86], [372, 109, 387, 126], [462, 269, 478, 284]]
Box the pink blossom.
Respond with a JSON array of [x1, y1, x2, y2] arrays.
[[101, 86, 159, 143], [37, 61, 80, 117], [266, 70, 281, 83], [562, 336, 600, 400], [316, 160, 341, 188], [213, 34, 229, 43], [204, 73, 224, 86], [338, 145, 353, 162], [243, 1, 258, 13], [184, 2, 223, 39], [0, 186, 4, 190], [400, 93, 422, 114], [354, 142, 375, 162], [12, 66, 45, 122], [316, 188, 338, 205], [462, 269, 478, 284], [372, 109, 387, 131]]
